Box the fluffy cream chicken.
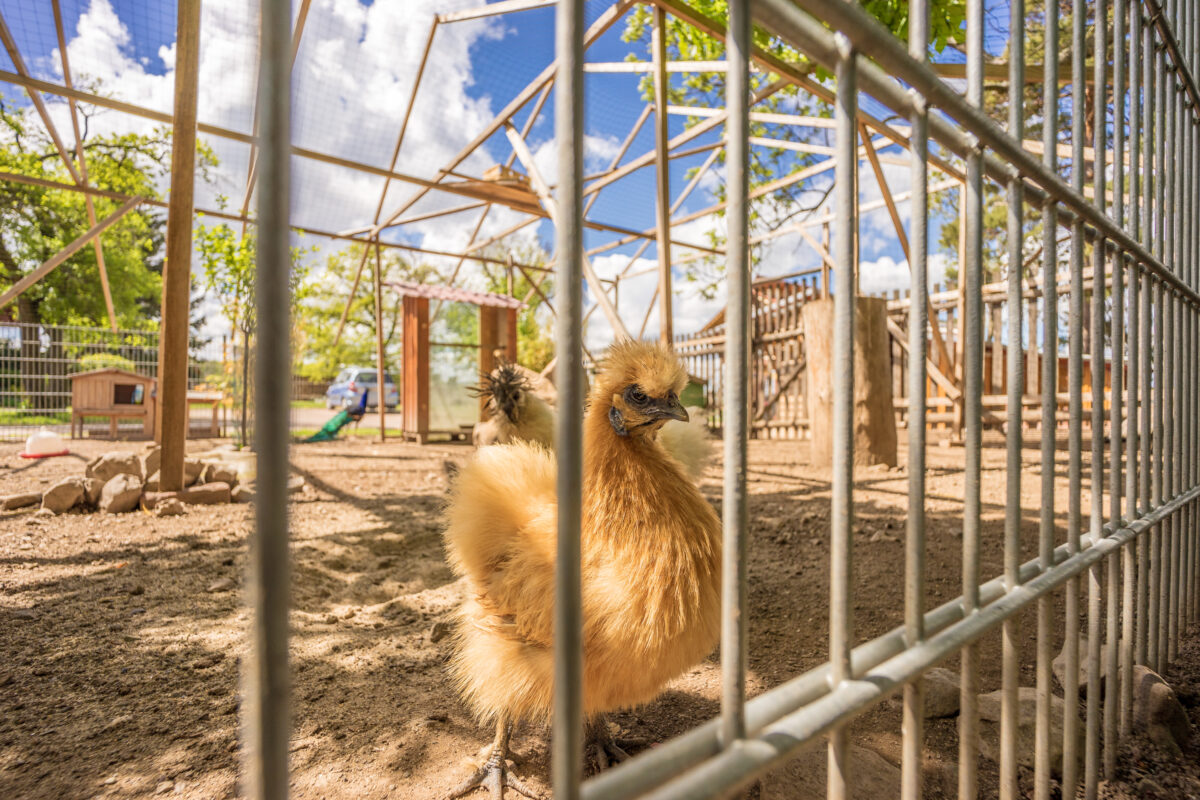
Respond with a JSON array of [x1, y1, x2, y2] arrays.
[[471, 361, 556, 449], [442, 341, 721, 798]]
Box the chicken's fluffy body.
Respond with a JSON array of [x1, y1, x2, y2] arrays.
[[443, 342, 721, 726], [472, 363, 556, 449]]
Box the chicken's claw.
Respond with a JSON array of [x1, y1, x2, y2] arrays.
[[445, 728, 539, 800], [585, 717, 642, 774]]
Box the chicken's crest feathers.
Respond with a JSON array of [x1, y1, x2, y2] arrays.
[[590, 340, 687, 411], [470, 360, 529, 424]]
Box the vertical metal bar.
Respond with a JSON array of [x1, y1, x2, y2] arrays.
[[721, 0, 750, 749], [1138, 9, 1155, 670], [1085, 3, 1108, 795], [1063, 0, 1087, 791], [552, 0, 585, 795], [828, 33, 857, 800], [902, 0, 929, 795], [1035, 0, 1060, 795], [1152, 274, 1165, 672], [1170, 51, 1185, 666], [1122, 0, 1141, 742], [248, 0, 291, 796], [1106, 0, 1127, 777], [960, 0, 984, 796], [1000, 1, 1024, 797]]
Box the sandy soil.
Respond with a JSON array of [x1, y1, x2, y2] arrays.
[[0, 434, 1195, 799]]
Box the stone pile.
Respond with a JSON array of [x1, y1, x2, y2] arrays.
[[0, 446, 269, 517]]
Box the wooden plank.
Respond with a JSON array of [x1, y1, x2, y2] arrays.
[[402, 296, 430, 438], [652, 6, 673, 344], [156, 0, 201, 491], [374, 241, 388, 440], [886, 317, 962, 401]]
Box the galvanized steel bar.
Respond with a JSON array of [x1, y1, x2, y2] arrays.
[[248, 0, 291, 796], [959, 0, 985, 794], [552, 0, 586, 795], [1085, 3, 1108, 794], [721, 0, 751, 748], [1167, 50, 1181, 670], [902, 0, 930, 794], [827, 35, 857, 800], [1000, 0, 1025, 796], [1035, 3, 1060, 794]]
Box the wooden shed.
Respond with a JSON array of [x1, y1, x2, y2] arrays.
[[385, 280, 523, 444], [69, 368, 157, 439]]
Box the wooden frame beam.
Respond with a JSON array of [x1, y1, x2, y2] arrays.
[[651, 6, 673, 343], [50, 0, 118, 332], [504, 122, 631, 340]]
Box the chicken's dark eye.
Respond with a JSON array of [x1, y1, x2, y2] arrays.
[[627, 386, 648, 405]]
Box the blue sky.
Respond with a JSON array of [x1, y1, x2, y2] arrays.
[[0, 0, 978, 344]]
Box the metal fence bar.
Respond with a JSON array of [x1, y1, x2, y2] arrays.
[[720, 0, 750, 749], [1107, 0, 1128, 776], [1122, 0, 1141, 741], [958, 0, 985, 795], [1035, 2, 1060, 793], [1063, 0, 1087, 792], [827, 34, 856, 800], [901, 0, 929, 793], [552, 0, 586, 796], [999, 1, 1025, 797], [1139, 8, 1155, 671], [246, 0, 291, 795], [1084, 2, 1108, 794]]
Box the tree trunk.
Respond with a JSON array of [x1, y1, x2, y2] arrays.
[[802, 296, 898, 468]]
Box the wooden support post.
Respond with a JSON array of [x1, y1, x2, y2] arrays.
[[652, 6, 673, 344], [821, 222, 831, 297], [373, 240, 387, 441], [954, 191, 967, 437], [156, 0, 201, 491], [401, 296, 430, 443]]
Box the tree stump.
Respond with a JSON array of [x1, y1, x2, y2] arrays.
[[802, 296, 897, 468]]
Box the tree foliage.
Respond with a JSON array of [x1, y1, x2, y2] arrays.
[[0, 99, 216, 328]]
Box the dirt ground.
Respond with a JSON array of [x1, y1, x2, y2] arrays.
[[1, 433, 1196, 799]]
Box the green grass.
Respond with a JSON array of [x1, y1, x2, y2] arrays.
[[0, 410, 71, 426], [291, 399, 327, 409], [292, 426, 387, 440]]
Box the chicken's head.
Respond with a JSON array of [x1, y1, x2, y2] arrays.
[[593, 340, 688, 438]]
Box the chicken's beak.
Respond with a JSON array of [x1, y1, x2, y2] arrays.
[[651, 396, 689, 422]]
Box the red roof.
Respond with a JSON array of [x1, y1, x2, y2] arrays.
[[383, 280, 525, 309]]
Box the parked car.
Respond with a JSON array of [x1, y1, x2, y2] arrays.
[[325, 367, 399, 410]]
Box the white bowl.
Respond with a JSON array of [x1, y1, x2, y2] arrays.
[[24, 428, 67, 457]]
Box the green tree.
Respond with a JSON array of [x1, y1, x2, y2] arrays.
[[195, 221, 310, 446]]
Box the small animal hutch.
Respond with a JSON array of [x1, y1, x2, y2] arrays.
[[68, 368, 156, 439], [386, 280, 523, 444]]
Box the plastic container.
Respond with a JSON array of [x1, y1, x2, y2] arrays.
[[20, 428, 69, 459]]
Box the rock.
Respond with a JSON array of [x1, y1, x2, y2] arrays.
[[41, 478, 86, 514], [143, 482, 231, 508], [975, 687, 1081, 775], [155, 780, 173, 794], [33, 508, 54, 518], [429, 621, 451, 643], [1, 492, 41, 510], [83, 478, 105, 507], [231, 485, 255, 503], [12, 608, 37, 621], [1052, 635, 1127, 694], [206, 577, 236, 593], [202, 463, 238, 487], [86, 452, 143, 483], [1131, 665, 1192, 757], [759, 743, 900, 799], [184, 459, 204, 486], [154, 498, 185, 517], [288, 476, 305, 494], [100, 474, 143, 514], [923, 667, 961, 718], [144, 471, 160, 492], [142, 446, 161, 479]]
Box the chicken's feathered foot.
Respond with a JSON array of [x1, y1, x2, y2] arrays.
[[585, 716, 646, 773], [445, 719, 539, 800]]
